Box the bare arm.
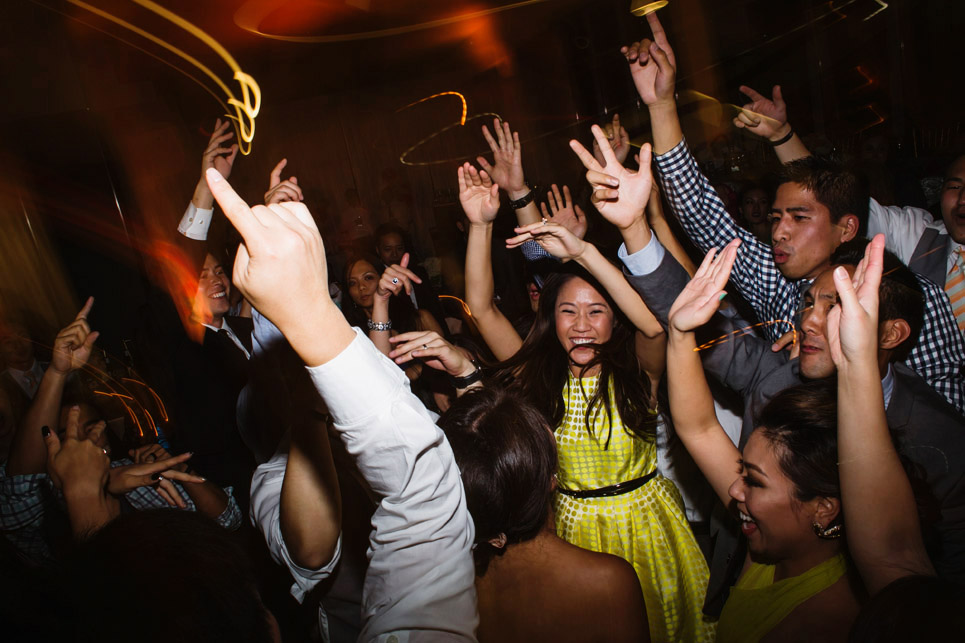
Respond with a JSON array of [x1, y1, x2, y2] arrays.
[[459, 163, 524, 361], [8, 299, 98, 476], [666, 242, 744, 506], [829, 235, 934, 594]]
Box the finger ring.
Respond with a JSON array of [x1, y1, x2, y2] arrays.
[[422, 344, 428, 350], [541, 218, 548, 225], [101, 448, 108, 455], [391, 277, 400, 285]]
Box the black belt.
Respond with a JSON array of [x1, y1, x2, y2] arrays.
[[557, 469, 658, 499]]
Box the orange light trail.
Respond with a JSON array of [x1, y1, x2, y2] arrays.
[[122, 378, 169, 422], [399, 111, 503, 166], [63, 0, 261, 154], [440, 294, 473, 318], [399, 92, 468, 126], [693, 319, 796, 352]]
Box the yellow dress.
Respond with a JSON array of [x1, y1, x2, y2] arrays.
[[554, 373, 716, 643], [716, 553, 847, 643]]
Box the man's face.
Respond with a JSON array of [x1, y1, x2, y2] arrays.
[[940, 155, 965, 244], [376, 232, 406, 267], [0, 323, 34, 369], [193, 254, 231, 323], [770, 183, 853, 280], [798, 265, 855, 379]]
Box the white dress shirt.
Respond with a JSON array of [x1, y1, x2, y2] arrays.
[[202, 318, 250, 360], [866, 198, 962, 281], [178, 203, 214, 241], [251, 328, 478, 643], [4, 359, 45, 398]]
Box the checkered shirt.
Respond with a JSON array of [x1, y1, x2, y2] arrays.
[[654, 138, 965, 415], [0, 459, 242, 566]]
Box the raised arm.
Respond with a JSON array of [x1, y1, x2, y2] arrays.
[[178, 118, 239, 240], [665, 241, 744, 506], [205, 168, 477, 640], [477, 118, 541, 226], [7, 298, 98, 476], [732, 85, 810, 163], [368, 254, 423, 358], [828, 235, 935, 594], [460, 162, 524, 361]]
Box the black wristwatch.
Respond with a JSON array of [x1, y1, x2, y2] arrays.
[[449, 367, 483, 389], [509, 185, 538, 210]]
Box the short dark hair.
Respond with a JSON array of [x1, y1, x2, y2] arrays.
[[756, 379, 840, 506], [438, 387, 557, 574], [374, 222, 407, 246], [830, 239, 925, 360], [63, 510, 275, 643], [778, 157, 870, 238]]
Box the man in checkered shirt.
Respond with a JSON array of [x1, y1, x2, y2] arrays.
[[620, 13, 964, 414]]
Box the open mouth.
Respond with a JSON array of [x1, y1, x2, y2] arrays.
[[739, 510, 758, 536], [772, 249, 789, 264], [570, 338, 596, 346], [209, 291, 227, 299]]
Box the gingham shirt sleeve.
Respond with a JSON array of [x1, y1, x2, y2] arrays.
[[654, 138, 798, 341], [906, 275, 965, 415], [116, 459, 243, 530], [0, 464, 56, 564]]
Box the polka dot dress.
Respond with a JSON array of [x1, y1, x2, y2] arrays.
[[554, 374, 716, 643]]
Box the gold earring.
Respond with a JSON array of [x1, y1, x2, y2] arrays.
[[812, 521, 843, 539]]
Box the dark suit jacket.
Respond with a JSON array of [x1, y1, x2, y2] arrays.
[[626, 247, 965, 612], [170, 316, 254, 497]]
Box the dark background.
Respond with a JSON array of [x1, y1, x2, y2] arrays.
[[0, 0, 960, 359]]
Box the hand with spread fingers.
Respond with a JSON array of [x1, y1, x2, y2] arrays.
[[389, 331, 476, 379], [540, 184, 587, 240], [107, 452, 204, 509], [668, 240, 741, 334], [570, 127, 654, 232], [50, 297, 100, 376], [733, 84, 789, 142], [264, 158, 304, 205], [621, 13, 677, 108], [477, 118, 528, 198], [592, 114, 631, 167], [458, 163, 501, 226], [506, 221, 587, 263], [201, 118, 240, 181]]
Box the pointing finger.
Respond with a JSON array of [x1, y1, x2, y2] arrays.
[[206, 168, 261, 243]]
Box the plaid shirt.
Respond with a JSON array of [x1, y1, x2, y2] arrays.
[[654, 139, 965, 415], [0, 459, 242, 566]]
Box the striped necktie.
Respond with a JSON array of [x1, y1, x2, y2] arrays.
[[945, 247, 965, 333]]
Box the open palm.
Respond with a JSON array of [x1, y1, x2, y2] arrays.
[[669, 241, 740, 333], [458, 163, 500, 224]]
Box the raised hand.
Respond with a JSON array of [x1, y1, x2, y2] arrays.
[[828, 235, 885, 368], [388, 330, 476, 377], [506, 221, 587, 262], [540, 184, 587, 240], [50, 298, 100, 376], [477, 119, 527, 197], [458, 163, 500, 225], [107, 451, 204, 509], [570, 127, 653, 231], [201, 118, 239, 181], [592, 114, 631, 167], [264, 158, 304, 205], [733, 84, 790, 142], [376, 253, 423, 301], [622, 13, 677, 108], [44, 406, 109, 491], [668, 240, 741, 333]]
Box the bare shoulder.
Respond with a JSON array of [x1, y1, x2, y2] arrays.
[[563, 545, 649, 641]]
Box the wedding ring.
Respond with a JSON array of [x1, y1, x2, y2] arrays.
[[391, 277, 400, 285], [541, 218, 548, 225], [422, 344, 428, 350]]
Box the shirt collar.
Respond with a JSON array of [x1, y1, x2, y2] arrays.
[[881, 363, 896, 410]]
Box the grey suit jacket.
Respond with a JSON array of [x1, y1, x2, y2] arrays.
[[626, 248, 965, 613]]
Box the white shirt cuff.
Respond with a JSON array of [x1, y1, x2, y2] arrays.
[[618, 232, 665, 276], [178, 203, 214, 240]]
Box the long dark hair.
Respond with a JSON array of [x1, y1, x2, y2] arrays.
[[342, 253, 420, 333], [494, 266, 657, 446]]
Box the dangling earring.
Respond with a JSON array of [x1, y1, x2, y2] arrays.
[[812, 521, 843, 539], [487, 533, 508, 549]]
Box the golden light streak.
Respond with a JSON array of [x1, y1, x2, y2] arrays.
[[234, 0, 550, 43], [399, 111, 503, 166], [95, 391, 145, 438], [440, 294, 473, 319], [122, 377, 169, 422], [693, 319, 796, 352], [864, 0, 888, 21], [630, 1, 668, 17], [399, 92, 468, 126], [64, 0, 261, 154]]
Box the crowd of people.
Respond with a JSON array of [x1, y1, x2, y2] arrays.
[[2, 11, 964, 643]]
